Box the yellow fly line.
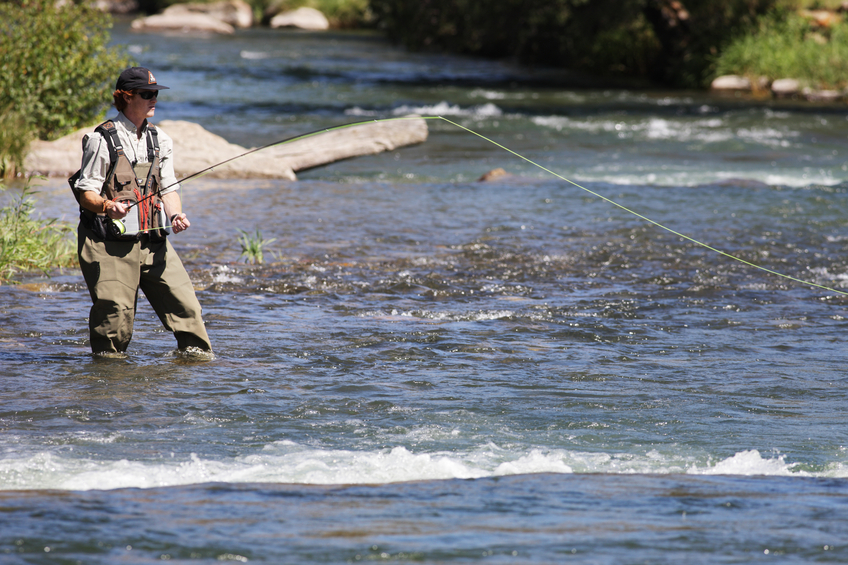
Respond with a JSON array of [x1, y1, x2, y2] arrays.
[[146, 115, 848, 297]]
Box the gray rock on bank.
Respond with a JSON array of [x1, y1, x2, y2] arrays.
[[770, 78, 801, 98], [269, 7, 330, 30], [24, 118, 429, 181], [131, 0, 329, 32], [710, 75, 752, 91], [162, 0, 253, 28], [131, 12, 235, 34], [712, 73, 847, 102]]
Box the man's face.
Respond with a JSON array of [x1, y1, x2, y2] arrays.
[[126, 89, 158, 120]]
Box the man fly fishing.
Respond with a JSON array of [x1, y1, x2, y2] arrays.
[[72, 67, 212, 355]]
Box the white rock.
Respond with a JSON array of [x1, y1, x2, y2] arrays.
[[771, 78, 801, 97], [24, 132, 87, 178], [158, 120, 296, 180], [163, 0, 253, 29], [262, 116, 429, 174], [130, 13, 235, 34], [24, 117, 429, 181], [270, 7, 329, 30], [710, 75, 752, 91], [802, 88, 843, 102], [93, 0, 139, 14]]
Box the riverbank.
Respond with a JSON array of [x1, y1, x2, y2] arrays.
[[111, 0, 848, 95]]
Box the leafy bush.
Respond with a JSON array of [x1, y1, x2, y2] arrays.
[[715, 9, 848, 89], [0, 0, 133, 143], [0, 105, 34, 180], [0, 180, 77, 284]]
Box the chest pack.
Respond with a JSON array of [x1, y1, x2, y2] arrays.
[[69, 120, 170, 242]]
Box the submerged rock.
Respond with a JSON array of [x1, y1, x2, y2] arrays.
[[477, 168, 512, 182], [25, 117, 429, 181]]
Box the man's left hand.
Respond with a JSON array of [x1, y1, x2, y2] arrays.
[[171, 213, 190, 234]]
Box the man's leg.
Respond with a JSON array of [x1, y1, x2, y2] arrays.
[[78, 224, 141, 353], [139, 238, 212, 351]]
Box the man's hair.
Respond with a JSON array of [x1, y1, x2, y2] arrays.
[[113, 89, 134, 112]]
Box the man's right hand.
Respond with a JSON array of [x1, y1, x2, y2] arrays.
[[106, 200, 128, 220]]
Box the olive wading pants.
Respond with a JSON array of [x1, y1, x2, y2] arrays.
[[78, 223, 212, 354]]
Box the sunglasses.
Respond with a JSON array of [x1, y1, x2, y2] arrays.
[[138, 90, 159, 100]]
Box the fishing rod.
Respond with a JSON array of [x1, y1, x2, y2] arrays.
[[125, 116, 429, 212], [124, 115, 848, 297]]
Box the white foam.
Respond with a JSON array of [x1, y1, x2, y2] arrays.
[[693, 450, 802, 476], [1, 445, 843, 491], [531, 115, 797, 148], [346, 101, 503, 119], [211, 264, 243, 284]]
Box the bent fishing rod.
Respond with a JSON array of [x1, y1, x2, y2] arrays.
[[125, 116, 429, 212], [127, 115, 848, 297]]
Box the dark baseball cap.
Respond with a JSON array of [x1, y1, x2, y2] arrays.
[[115, 67, 170, 91]]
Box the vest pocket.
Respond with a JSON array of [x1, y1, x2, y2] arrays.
[[148, 196, 171, 242], [110, 192, 141, 241]]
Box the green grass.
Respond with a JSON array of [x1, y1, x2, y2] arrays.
[[715, 8, 848, 90], [237, 228, 276, 264], [0, 180, 77, 284]]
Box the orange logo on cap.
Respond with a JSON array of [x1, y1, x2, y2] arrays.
[[148, 70, 156, 84]]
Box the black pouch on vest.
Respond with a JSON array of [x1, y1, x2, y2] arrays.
[[80, 210, 111, 241]]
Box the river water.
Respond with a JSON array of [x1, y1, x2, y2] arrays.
[[2, 20, 848, 564]]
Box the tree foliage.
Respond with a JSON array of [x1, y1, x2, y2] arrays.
[[0, 0, 133, 142], [369, 0, 780, 87]]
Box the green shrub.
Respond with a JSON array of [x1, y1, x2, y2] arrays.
[[0, 180, 77, 284], [0, 106, 35, 180], [0, 0, 133, 143], [715, 9, 848, 89]]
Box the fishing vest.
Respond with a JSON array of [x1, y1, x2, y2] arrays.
[[69, 120, 170, 242]]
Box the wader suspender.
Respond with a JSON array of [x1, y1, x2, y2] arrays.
[[96, 121, 160, 198]]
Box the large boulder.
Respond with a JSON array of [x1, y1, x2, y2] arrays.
[[269, 7, 329, 30], [260, 116, 429, 173], [163, 0, 253, 29], [158, 120, 296, 180], [24, 117, 429, 181], [130, 12, 235, 34], [24, 132, 87, 178]]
